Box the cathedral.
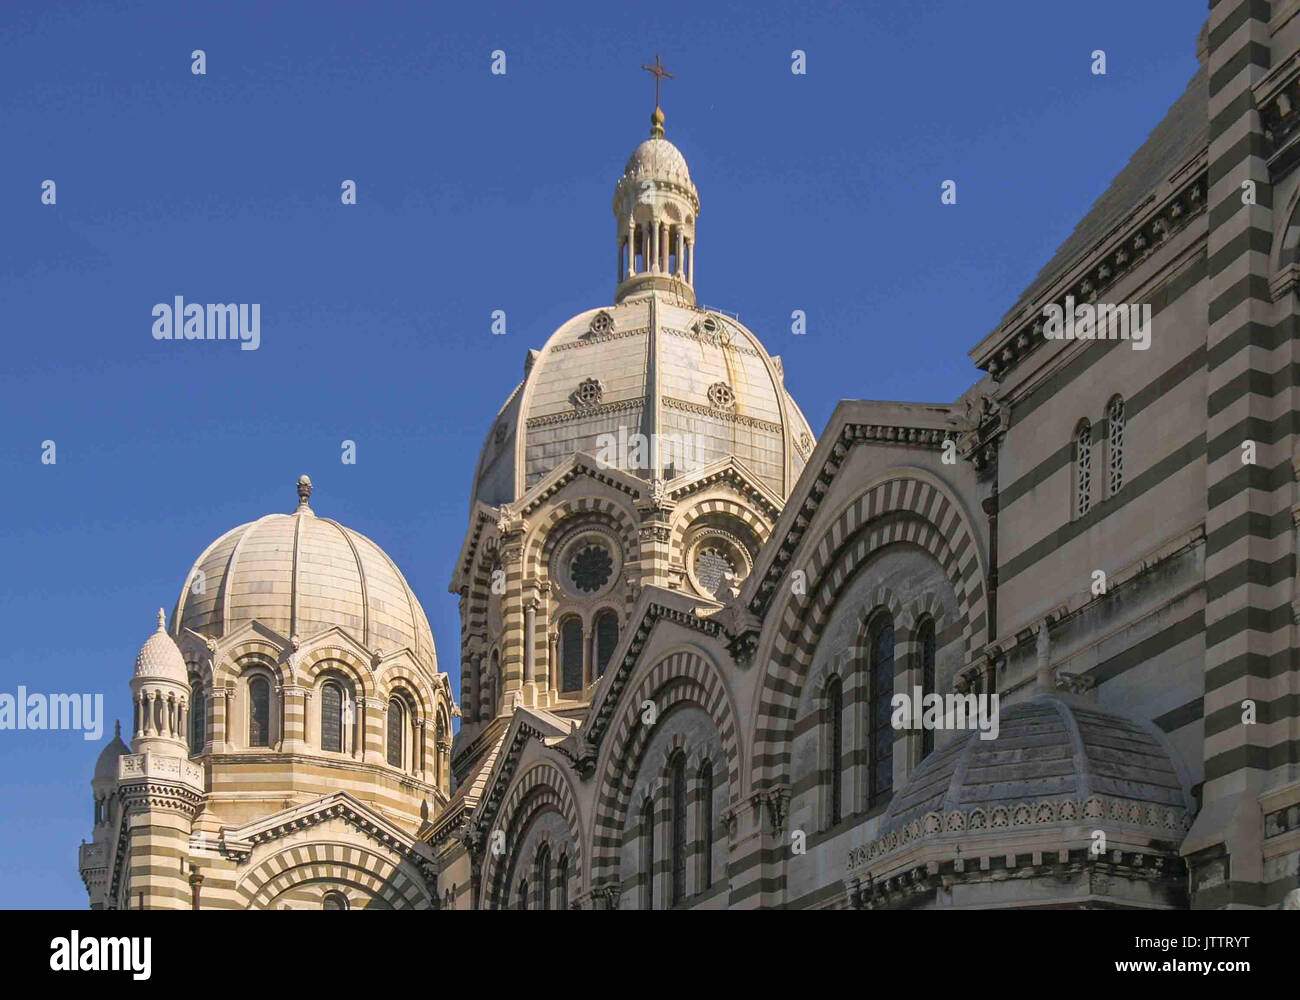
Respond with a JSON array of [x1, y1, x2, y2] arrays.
[[81, 8, 1300, 909]]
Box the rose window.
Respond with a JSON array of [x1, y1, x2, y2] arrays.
[[570, 544, 613, 593], [707, 382, 735, 409], [589, 311, 613, 335], [575, 378, 603, 407]]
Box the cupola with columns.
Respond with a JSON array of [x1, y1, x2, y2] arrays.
[[613, 95, 699, 305], [130, 608, 192, 756]]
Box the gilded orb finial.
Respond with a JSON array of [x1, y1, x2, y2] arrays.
[[297, 474, 313, 509], [641, 55, 673, 137]]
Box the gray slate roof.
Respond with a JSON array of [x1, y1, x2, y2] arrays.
[[1002, 64, 1208, 322]]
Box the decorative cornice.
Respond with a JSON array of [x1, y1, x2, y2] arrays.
[[526, 398, 642, 429], [974, 170, 1206, 380], [661, 325, 761, 357], [549, 325, 649, 351], [847, 794, 1191, 881], [661, 396, 782, 433]]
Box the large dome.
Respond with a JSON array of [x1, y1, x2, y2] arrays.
[[172, 477, 436, 672], [472, 300, 815, 507]]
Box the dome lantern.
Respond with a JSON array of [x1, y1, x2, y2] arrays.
[[614, 58, 699, 305], [129, 610, 191, 756]]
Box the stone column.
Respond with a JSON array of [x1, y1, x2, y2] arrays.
[[582, 622, 593, 689], [651, 220, 659, 273], [524, 599, 538, 705], [469, 652, 482, 724], [548, 630, 559, 702]]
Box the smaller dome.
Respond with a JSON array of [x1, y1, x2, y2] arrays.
[[134, 609, 188, 683], [93, 721, 128, 781], [622, 137, 693, 188], [877, 693, 1192, 845]]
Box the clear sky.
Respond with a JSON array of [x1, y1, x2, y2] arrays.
[[0, 0, 1203, 907]]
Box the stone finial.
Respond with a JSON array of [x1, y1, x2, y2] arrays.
[[114, 720, 121, 739], [297, 475, 313, 509], [157, 608, 167, 632]]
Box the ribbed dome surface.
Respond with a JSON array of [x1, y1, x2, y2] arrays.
[[622, 137, 692, 187], [173, 490, 436, 673], [134, 611, 188, 681], [878, 693, 1193, 841], [471, 301, 815, 506]]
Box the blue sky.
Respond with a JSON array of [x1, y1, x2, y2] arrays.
[[0, 0, 1202, 907]]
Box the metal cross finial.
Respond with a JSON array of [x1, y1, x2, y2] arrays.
[[641, 54, 673, 108]]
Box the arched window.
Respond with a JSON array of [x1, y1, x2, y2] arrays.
[[189, 689, 206, 755], [557, 854, 569, 911], [321, 681, 343, 753], [868, 615, 895, 805], [321, 891, 348, 910], [1075, 420, 1092, 518], [670, 752, 687, 905], [386, 697, 405, 768], [560, 617, 584, 693], [1107, 396, 1125, 496], [918, 619, 936, 759], [248, 676, 270, 747], [536, 845, 551, 911], [700, 761, 714, 891], [825, 675, 843, 827], [640, 797, 654, 909], [595, 610, 618, 677]]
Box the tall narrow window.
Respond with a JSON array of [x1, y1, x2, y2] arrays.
[[321, 681, 343, 753], [919, 619, 936, 759], [1076, 420, 1092, 518], [700, 761, 714, 891], [386, 697, 405, 768], [190, 689, 206, 754], [536, 845, 551, 911], [826, 675, 843, 826], [561, 617, 584, 693], [640, 797, 654, 909], [518, 879, 528, 911], [671, 753, 687, 905], [557, 855, 569, 910], [248, 676, 270, 747], [869, 616, 895, 805], [1107, 396, 1125, 496], [595, 610, 618, 677]]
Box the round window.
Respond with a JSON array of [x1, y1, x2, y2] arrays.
[[685, 528, 753, 601], [570, 544, 613, 593], [695, 547, 736, 598]]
